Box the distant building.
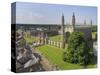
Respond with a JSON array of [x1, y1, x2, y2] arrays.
[[16, 12, 93, 49], [64, 13, 93, 49]]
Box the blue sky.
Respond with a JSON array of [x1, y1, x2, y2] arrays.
[[15, 2, 97, 25]]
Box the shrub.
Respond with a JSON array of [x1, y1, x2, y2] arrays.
[[63, 31, 92, 65]]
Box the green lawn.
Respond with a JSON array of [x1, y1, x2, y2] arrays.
[[92, 32, 97, 39], [24, 32, 96, 70], [36, 45, 95, 70], [49, 35, 62, 42], [36, 45, 83, 70]]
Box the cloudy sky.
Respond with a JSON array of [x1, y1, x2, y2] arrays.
[[13, 2, 97, 25]]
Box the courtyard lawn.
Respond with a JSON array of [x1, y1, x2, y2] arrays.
[[24, 32, 96, 70], [92, 32, 97, 39], [49, 35, 68, 48], [49, 35, 62, 42], [36, 45, 96, 70], [36, 45, 84, 70]]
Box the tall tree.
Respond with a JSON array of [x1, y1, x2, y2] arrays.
[[63, 32, 92, 65]]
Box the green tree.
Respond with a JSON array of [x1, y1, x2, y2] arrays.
[[63, 31, 91, 65]]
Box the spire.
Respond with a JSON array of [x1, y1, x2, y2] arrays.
[[61, 13, 65, 49], [72, 12, 75, 17], [62, 13, 64, 26], [91, 19, 92, 26], [72, 12, 75, 31], [84, 19, 86, 25], [90, 19, 93, 32]]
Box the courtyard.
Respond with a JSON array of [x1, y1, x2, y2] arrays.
[[23, 32, 96, 70]]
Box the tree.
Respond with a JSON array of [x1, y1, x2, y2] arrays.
[[63, 31, 91, 65]]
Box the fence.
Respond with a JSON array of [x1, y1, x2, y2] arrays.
[[47, 40, 62, 48]]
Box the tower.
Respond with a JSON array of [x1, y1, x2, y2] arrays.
[[61, 14, 65, 49], [90, 19, 93, 33], [90, 19, 93, 49], [72, 12, 75, 31], [91, 19, 92, 26], [84, 19, 86, 25], [45, 34, 48, 44]]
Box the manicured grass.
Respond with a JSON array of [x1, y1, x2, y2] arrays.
[[36, 45, 84, 70], [36, 45, 96, 70], [24, 32, 96, 70], [49, 35, 68, 48], [49, 35, 62, 42], [92, 32, 97, 39]]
